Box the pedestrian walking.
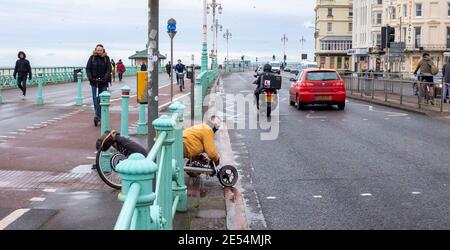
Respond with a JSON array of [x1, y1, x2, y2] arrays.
[[140, 62, 148, 71], [443, 57, 450, 103], [13, 51, 32, 97], [111, 59, 116, 82], [116, 59, 126, 82], [86, 44, 112, 126], [166, 61, 172, 78]]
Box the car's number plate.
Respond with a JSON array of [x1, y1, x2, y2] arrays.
[[315, 95, 332, 101]]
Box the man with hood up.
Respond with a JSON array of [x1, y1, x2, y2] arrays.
[[86, 44, 112, 125], [13, 51, 32, 97]]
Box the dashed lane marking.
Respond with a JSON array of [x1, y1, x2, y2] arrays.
[[266, 196, 277, 200], [313, 195, 323, 199], [43, 189, 57, 193], [412, 192, 421, 195], [361, 193, 373, 197], [30, 197, 46, 202], [0, 209, 30, 230]]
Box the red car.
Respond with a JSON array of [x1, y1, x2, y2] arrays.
[[289, 69, 346, 110]]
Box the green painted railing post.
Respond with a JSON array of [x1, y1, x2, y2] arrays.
[[153, 115, 176, 230], [115, 154, 159, 230], [137, 104, 148, 135], [121, 85, 131, 138], [169, 102, 188, 212], [195, 72, 205, 122], [75, 72, 83, 106], [99, 91, 112, 173], [0, 87, 3, 104], [36, 73, 44, 105], [100, 91, 111, 134], [201, 42, 208, 73]]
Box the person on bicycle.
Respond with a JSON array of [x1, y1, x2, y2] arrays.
[[86, 44, 112, 124], [97, 115, 222, 165], [253, 63, 276, 110], [183, 115, 221, 165], [443, 57, 450, 104], [175, 59, 186, 88], [414, 53, 437, 105]]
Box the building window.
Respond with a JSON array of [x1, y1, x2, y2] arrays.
[[377, 0, 382, 4], [416, 3, 422, 17], [349, 23, 353, 32], [391, 7, 396, 19], [447, 27, 450, 48], [376, 13, 382, 24], [415, 27, 422, 49], [448, 3, 450, 16], [349, 8, 353, 17], [403, 4, 407, 17], [327, 23, 332, 32], [330, 56, 335, 69], [328, 8, 333, 17], [337, 57, 343, 69], [376, 33, 381, 46], [402, 27, 407, 42]]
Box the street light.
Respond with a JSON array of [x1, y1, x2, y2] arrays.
[[300, 36, 306, 60], [167, 18, 177, 103], [281, 34, 288, 68], [207, 0, 222, 70], [223, 29, 232, 72]]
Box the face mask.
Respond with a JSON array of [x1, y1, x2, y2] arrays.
[[213, 126, 219, 134]]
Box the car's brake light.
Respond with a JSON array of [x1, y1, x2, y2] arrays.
[[334, 81, 344, 86]]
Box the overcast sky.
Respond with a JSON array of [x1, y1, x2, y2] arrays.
[[0, 0, 315, 67]]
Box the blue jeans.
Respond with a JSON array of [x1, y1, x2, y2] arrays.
[[91, 85, 108, 118]]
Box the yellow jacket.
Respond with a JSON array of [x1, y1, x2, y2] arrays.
[[183, 123, 220, 162]]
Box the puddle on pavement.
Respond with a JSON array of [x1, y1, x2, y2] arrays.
[[71, 165, 94, 174]]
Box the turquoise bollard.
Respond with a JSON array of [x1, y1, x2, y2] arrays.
[[115, 153, 159, 230], [36, 73, 44, 105], [153, 115, 176, 230], [100, 91, 111, 134], [120, 85, 131, 138], [0, 88, 3, 104], [76, 72, 83, 106], [169, 102, 188, 213], [137, 104, 148, 135]]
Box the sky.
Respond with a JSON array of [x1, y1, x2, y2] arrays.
[[0, 0, 316, 67]]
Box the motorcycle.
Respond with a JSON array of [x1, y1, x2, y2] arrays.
[[254, 74, 279, 118]]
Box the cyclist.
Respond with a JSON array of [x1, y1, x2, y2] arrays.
[[97, 115, 221, 165], [175, 59, 186, 89], [414, 53, 437, 105]]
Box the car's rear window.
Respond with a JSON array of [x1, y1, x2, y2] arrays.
[[306, 71, 339, 81]]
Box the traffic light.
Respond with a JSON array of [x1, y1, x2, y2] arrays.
[[284, 54, 287, 61], [273, 55, 276, 61], [381, 26, 396, 49], [388, 26, 395, 45], [241, 55, 245, 61]]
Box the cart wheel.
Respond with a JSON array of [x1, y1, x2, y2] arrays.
[[218, 165, 238, 187]]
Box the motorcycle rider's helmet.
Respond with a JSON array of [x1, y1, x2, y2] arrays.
[[263, 64, 272, 72]]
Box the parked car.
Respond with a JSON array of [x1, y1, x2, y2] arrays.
[[284, 66, 291, 72], [289, 69, 346, 110]]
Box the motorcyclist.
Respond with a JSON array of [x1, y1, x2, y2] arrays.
[[253, 63, 276, 109]]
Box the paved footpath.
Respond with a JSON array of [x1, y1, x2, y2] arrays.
[[0, 74, 199, 230]]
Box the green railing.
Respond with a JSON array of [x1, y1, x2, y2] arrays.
[[0, 66, 138, 89], [114, 102, 187, 230], [194, 70, 219, 121]]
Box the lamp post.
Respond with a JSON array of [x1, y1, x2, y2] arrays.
[[223, 29, 232, 72], [281, 34, 288, 68], [207, 0, 222, 70], [167, 18, 177, 103], [300, 36, 306, 60], [202, 0, 208, 72]]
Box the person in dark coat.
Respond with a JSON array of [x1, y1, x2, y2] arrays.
[[111, 59, 116, 82], [166, 62, 172, 78], [443, 57, 450, 103], [140, 62, 148, 71], [86, 44, 112, 123], [13, 51, 32, 97]]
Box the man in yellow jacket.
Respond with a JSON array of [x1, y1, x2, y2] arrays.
[[183, 116, 221, 164]]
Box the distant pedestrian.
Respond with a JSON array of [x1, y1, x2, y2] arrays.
[[443, 57, 450, 103], [414, 53, 438, 105], [166, 62, 172, 78], [116, 59, 126, 82], [13, 51, 32, 97], [86, 44, 112, 126], [140, 62, 148, 71], [111, 59, 116, 82]]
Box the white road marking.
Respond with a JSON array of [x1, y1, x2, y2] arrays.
[[43, 189, 57, 193], [0, 136, 8, 138], [7, 136, 16, 139], [313, 195, 323, 199], [412, 192, 421, 195], [363, 118, 369, 121], [0, 209, 30, 230], [361, 193, 372, 197], [384, 118, 390, 120], [26, 126, 36, 129], [8, 132, 18, 135], [30, 197, 46, 202], [306, 113, 328, 119], [86, 157, 96, 160], [266, 196, 277, 200]]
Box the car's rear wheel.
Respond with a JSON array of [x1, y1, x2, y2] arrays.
[[338, 102, 346, 110], [296, 97, 305, 110]]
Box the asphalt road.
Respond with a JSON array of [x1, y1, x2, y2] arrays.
[[221, 71, 450, 230]]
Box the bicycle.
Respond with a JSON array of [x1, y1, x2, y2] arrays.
[[417, 75, 435, 105], [176, 72, 185, 92]]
